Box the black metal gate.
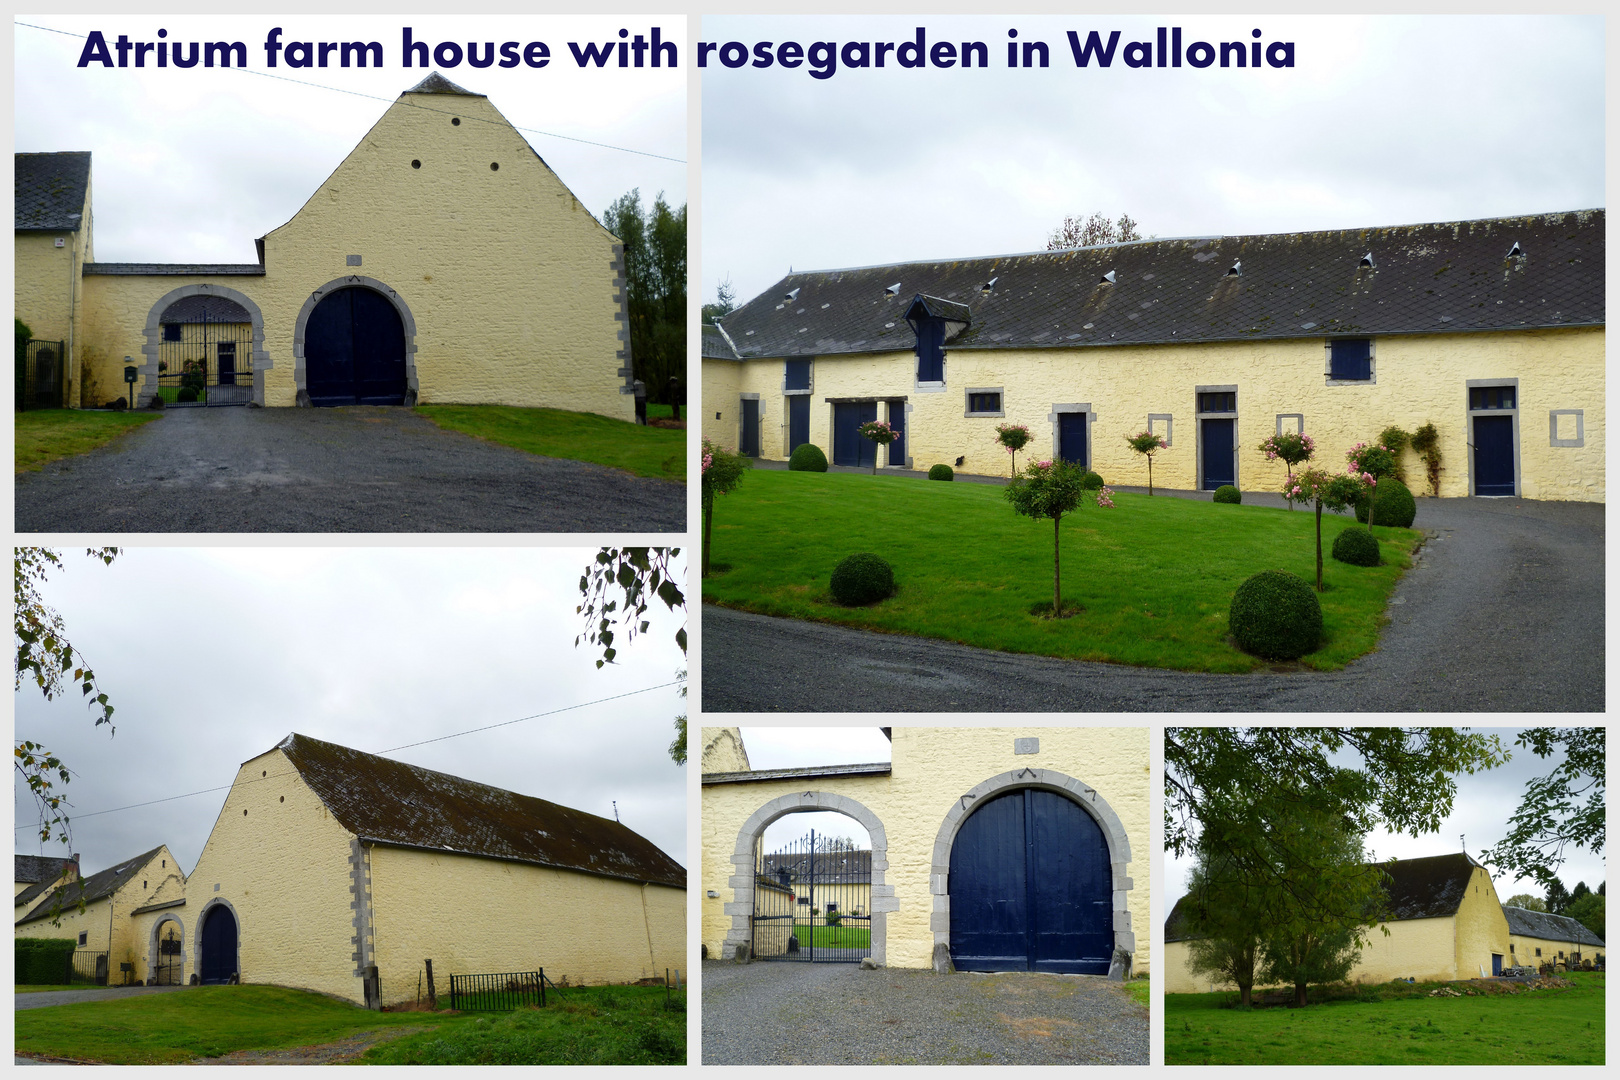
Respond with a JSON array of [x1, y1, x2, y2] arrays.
[[155, 925, 183, 985], [753, 829, 872, 963], [448, 970, 547, 1011], [156, 297, 254, 407], [16, 339, 65, 411]]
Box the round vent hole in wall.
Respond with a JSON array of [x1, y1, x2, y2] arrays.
[[490, 162, 499, 171], [411, 159, 421, 169], [451, 117, 460, 126]]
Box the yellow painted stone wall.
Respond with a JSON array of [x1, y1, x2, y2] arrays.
[[187, 747, 365, 1001], [701, 727, 1149, 973], [700, 726, 751, 773], [16, 896, 115, 952], [15, 213, 92, 404], [1509, 933, 1602, 969], [702, 360, 743, 451], [702, 325, 1603, 500], [1452, 864, 1511, 977], [367, 845, 684, 1005]]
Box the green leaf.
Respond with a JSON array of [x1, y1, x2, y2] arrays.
[[657, 581, 683, 610]]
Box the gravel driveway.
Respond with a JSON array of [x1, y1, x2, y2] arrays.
[[702, 495, 1603, 712], [14, 984, 188, 1010], [15, 407, 684, 533], [701, 961, 1147, 1065]]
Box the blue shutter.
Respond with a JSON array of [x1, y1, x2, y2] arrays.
[[785, 360, 811, 391], [1330, 339, 1372, 381], [916, 319, 945, 382]]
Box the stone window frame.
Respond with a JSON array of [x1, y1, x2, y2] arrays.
[[721, 791, 893, 965], [964, 386, 1005, 418], [1324, 337, 1377, 386], [1549, 409, 1584, 448], [1275, 413, 1305, 436], [782, 358, 814, 396], [1148, 413, 1173, 447], [928, 767, 1135, 979]]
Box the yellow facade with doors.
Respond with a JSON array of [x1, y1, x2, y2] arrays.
[[703, 325, 1603, 501], [702, 727, 1148, 973]]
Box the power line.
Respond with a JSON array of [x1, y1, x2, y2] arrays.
[[15, 20, 686, 164], [15, 679, 682, 831]]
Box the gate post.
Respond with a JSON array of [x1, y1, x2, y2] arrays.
[[425, 959, 436, 1008]]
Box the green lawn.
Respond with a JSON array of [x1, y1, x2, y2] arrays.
[[1124, 976, 1151, 1009], [416, 405, 684, 481], [703, 469, 1420, 673], [13, 983, 683, 1065], [788, 922, 873, 949], [1165, 974, 1605, 1065], [15, 409, 160, 474]]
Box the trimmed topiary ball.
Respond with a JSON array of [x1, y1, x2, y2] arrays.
[[928, 464, 954, 481], [1081, 471, 1105, 490], [830, 553, 895, 606], [1355, 477, 1417, 528], [1332, 526, 1381, 567], [788, 443, 829, 472], [177, 387, 199, 403], [1229, 570, 1323, 660], [1214, 485, 1242, 504]]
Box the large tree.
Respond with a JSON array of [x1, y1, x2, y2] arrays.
[[1046, 211, 1143, 251], [1181, 824, 1267, 1007], [701, 276, 736, 324], [1564, 890, 1604, 942], [603, 190, 686, 411], [1479, 728, 1604, 892]]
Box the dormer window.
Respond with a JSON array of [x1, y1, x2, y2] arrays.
[[981, 277, 998, 294]]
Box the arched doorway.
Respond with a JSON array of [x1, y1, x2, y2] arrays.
[[949, 788, 1112, 974], [931, 768, 1134, 976], [139, 284, 268, 408], [753, 818, 873, 963], [303, 286, 408, 406], [151, 918, 186, 985], [199, 903, 238, 985]]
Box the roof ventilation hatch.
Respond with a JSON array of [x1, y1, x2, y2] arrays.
[[1100, 270, 1116, 285], [981, 276, 998, 294], [785, 287, 800, 301], [1359, 252, 1376, 269], [1227, 260, 1242, 277], [1507, 241, 1524, 259], [884, 282, 901, 298]]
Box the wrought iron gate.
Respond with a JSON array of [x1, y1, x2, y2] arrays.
[[16, 339, 65, 411], [155, 925, 183, 985], [753, 829, 872, 962], [156, 300, 253, 406]]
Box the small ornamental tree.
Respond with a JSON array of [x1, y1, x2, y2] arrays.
[[1124, 430, 1168, 495], [858, 419, 898, 475], [1288, 467, 1373, 591], [1005, 458, 1114, 617], [1345, 442, 1396, 534], [995, 423, 1033, 478], [701, 439, 751, 576], [1258, 432, 1315, 511]]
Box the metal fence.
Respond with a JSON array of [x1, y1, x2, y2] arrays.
[[16, 339, 65, 411], [448, 969, 547, 1011], [69, 950, 110, 985]]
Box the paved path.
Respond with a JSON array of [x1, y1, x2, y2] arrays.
[[702, 496, 1603, 712], [702, 961, 1147, 1065], [15, 407, 684, 533], [15, 984, 187, 1010]]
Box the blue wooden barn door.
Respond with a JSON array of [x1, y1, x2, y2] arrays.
[[1473, 415, 1515, 495], [949, 788, 1111, 975], [740, 399, 761, 457], [1201, 418, 1235, 489], [788, 396, 810, 454], [885, 401, 906, 467], [832, 402, 877, 468], [200, 905, 238, 985], [1058, 413, 1087, 467], [305, 287, 406, 407]]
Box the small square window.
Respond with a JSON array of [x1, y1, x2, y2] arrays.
[[784, 359, 811, 392], [965, 390, 1003, 417], [1471, 386, 1516, 411], [78, 932, 88, 946], [162, 324, 182, 342], [1198, 392, 1235, 414], [1328, 338, 1372, 381]]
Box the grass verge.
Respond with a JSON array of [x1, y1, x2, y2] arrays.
[[15, 409, 160, 474], [1165, 973, 1604, 1064], [1124, 976, 1151, 1009], [416, 405, 684, 481], [703, 469, 1420, 672]]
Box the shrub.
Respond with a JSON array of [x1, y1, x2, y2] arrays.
[[830, 553, 895, 606], [1409, 422, 1442, 497], [788, 443, 828, 472], [928, 464, 954, 481], [1229, 570, 1323, 660], [1331, 526, 1381, 566], [1355, 477, 1416, 529], [1080, 470, 1104, 490], [15, 938, 75, 985], [177, 386, 199, 403], [1213, 485, 1241, 504]]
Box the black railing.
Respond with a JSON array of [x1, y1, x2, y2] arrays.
[[448, 969, 546, 1011], [17, 339, 65, 411], [70, 950, 110, 986]]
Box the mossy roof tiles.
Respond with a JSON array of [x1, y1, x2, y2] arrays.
[[1502, 905, 1605, 948], [15, 152, 91, 231], [17, 846, 164, 925]]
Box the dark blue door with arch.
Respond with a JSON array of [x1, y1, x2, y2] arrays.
[[949, 788, 1112, 974], [304, 287, 407, 407], [200, 904, 238, 985]]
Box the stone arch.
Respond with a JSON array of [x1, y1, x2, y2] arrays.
[[140, 284, 269, 406], [195, 896, 242, 984], [292, 276, 419, 405], [723, 790, 894, 964], [148, 913, 187, 985], [929, 767, 1135, 976]]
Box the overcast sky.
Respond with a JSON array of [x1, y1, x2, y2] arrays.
[[13, 14, 685, 264], [701, 13, 1604, 307], [14, 548, 688, 879], [1164, 728, 1607, 919]]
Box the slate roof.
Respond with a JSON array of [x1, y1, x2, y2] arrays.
[[158, 295, 252, 323], [703, 323, 739, 361], [760, 849, 872, 886], [1165, 852, 1483, 942], [15, 152, 91, 231], [717, 210, 1605, 358], [276, 734, 685, 889], [14, 855, 77, 910], [406, 72, 485, 97], [1503, 906, 1605, 948], [83, 263, 264, 276], [17, 847, 164, 925]]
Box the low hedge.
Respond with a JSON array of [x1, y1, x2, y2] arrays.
[[788, 443, 829, 472], [1356, 477, 1417, 529], [1213, 485, 1241, 504], [16, 938, 75, 985], [928, 464, 954, 481]]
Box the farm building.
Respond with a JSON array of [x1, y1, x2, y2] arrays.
[[703, 210, 1604, 501], [1163, 852, 1540, 992], [701, 726, 1147, 977], [15, 73, 635, 417], [15, 845, 187, 985], [15, 853, 79, 906], [1503, 905, 1605, 970]]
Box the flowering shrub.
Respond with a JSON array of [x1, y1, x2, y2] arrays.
[[1258, 431, 1315, 510], [1124, 430, 1169, 495], [858, 419, 898, 474], [995, 423, 1033, 477], [1345, 442, 1397, 532], [701, 438, 752, 576], [1288, 466, 1373, 591], [1006, 458, 1114, 617]]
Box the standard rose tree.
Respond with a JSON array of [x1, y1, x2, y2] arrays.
[[1125, 430, 1169, 495]]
